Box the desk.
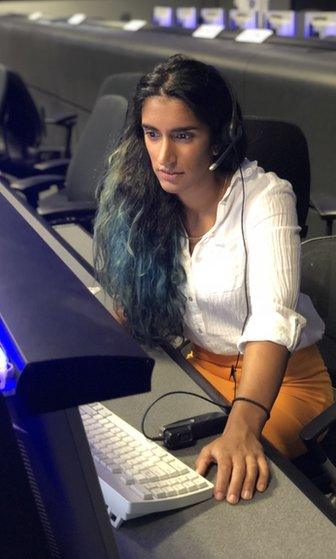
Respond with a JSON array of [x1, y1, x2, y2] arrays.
[[2, 180, 335, 558], [53, 221, 336, 558]]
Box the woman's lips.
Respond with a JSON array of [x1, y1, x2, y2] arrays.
[[157, 169, 184, 183]]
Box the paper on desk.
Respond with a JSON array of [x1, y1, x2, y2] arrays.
[[68, 13, 87, 26], [123, 20, 147, 31], [235, 28, 273, 43], [192, 24, 224, 39]]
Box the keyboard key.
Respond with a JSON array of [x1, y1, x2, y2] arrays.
[[131, 485, 154, 500]]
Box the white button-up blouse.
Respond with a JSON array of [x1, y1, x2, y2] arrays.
[[181, 159, 324, 355]]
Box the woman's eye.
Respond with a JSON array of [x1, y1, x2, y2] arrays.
[[175, 132, 192, 141], [144, 130, 159, 139]]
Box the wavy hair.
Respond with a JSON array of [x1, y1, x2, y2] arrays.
[[94, 54, 246, 345]]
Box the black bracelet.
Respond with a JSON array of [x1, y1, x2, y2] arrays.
[[231, 397, 270, 421]]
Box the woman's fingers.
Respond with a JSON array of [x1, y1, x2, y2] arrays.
[[241, 456, 259, 500], [224, 457, 246, 504], [195, 445, 214, 476], [213, 455, 232, 501], [195, 437, 269, 504], [256, 454, 270, 492]]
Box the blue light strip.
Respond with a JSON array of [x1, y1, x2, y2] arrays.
[[0, 344, 16, 392], [0, 345, 8, 372], [0, 318, 25, 372]]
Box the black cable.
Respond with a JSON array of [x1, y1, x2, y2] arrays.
[[238, 161, 250, 334], [229, 153, 250, 399], [141, 390, 231, 441]]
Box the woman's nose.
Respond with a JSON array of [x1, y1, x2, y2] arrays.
[[157, 138, 176, 168]]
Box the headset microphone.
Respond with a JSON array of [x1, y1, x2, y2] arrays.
[[209, 125, 243, 172]]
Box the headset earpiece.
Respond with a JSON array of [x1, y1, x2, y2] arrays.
[[209, 125, 242, 172], [209, 90, 242, 172]]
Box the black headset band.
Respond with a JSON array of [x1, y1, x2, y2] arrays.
[[209, 82, 242, 172], [209, 123, 242, 172]]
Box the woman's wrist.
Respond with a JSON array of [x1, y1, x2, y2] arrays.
[[226, 399, 268, 437], [232, 397, 270, 420]]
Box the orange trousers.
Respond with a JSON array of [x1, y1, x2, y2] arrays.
[[187, 344, 334, 459]]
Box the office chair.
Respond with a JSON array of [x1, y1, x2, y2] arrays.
[[0, 64, 76, 178], [310, 193, 336, 236], [97, 72, 143, 103], [244, 117, 310, 238], [10, 94, 128, 230], [28, 72, 143, 181], [294, 236, 336, 496]]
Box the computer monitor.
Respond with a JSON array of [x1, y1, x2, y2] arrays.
[[229, 9, 258, 30], [264, 10, 297, 37], [200, 7, 225, 26], [0, 183, 154, 558], [175, 7, 198, 29], [304, 11, 336, 38], [152, 6, 174, 27]]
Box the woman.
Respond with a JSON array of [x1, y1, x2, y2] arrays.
[[94, 54, 333, 504]]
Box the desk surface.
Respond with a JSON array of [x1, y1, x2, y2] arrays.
[[51, 221, 336, 558], [104, 346, 336, 559]]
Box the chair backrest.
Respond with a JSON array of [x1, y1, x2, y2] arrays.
[[66, 94, 128, 202], [1, 67, 44, 157], [97, 72, 143, 104], [301, 235, 336, 384], [244, 117, 310, 237]]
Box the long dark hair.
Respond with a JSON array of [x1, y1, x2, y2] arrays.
[[94, 54, 246, 345]]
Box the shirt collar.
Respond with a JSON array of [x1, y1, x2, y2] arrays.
[[218, 159, 258, 206]]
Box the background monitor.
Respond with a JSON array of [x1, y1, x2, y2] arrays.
[[175, 7, 198, 29], [229, 9, 258, 30], [264, 10, 297, 36], [152, 6, 174, 27], [304, 11, 336, 38], [200, 7, 225, 26]]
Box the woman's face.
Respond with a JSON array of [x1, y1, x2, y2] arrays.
[[141, 95, 216, 197]]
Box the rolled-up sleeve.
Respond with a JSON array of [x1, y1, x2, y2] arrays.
[[237, 176, 306, 354]]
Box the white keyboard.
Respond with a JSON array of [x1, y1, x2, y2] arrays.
[[79, 402, 214, 528]]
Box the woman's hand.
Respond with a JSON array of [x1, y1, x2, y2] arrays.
[[195, 418, 269, 504]]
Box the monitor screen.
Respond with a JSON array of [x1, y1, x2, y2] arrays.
[[264, 10, 297, 37], [200, 8, 225, 26], [229, 9, 257, 30], [176, 7, 198, 29], [152, 6, 174, 27], [304, 11, 336, 38]]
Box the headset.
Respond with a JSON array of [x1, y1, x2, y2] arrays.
[[208, 90, 244, 173]]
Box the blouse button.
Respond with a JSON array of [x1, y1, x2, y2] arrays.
[[198, 328, 202, 334], [188, 296, 193, 302]]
